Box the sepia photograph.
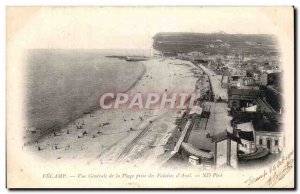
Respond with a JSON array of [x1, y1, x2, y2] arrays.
[[6, 6, 295, 189]]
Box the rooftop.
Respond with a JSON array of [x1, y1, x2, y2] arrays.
[[228, 88, 264, 96], [238, 131, 254, 141], [187, 102, 231, 152]]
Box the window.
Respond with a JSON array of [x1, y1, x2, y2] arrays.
[[275, 140, 279, 146], [259, 139, 263, 145]]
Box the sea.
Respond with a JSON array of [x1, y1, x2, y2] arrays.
[[25, 49, 149, 138]]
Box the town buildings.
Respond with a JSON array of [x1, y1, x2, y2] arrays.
[[154, 32, 283, 168]]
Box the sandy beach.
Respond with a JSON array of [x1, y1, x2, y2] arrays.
[[27, 58, 201, 167]]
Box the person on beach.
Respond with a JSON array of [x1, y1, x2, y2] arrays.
[[82, 131, 88, 136], [97, 131, 102, 134]]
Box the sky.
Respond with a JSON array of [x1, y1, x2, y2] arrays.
[[7, 7, 292, 50]]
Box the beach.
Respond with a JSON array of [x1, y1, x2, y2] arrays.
[[26, 58, 201, 167]]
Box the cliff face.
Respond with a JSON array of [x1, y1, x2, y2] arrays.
[[152, 32, 278, 55]]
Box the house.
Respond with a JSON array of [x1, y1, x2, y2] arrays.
[[234, 113, 283, 164], [253, 115, 284, 154]]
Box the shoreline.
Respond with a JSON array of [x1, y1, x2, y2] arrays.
[[26, 58, 202, 167], [25, 61, 147, 145]]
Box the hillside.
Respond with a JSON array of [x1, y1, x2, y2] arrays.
[[153, 32, 278, 55]]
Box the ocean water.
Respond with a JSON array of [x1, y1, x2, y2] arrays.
[[25, 49, 147, 136]]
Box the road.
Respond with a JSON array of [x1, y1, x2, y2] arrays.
[[197, 63, 228, 100]]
